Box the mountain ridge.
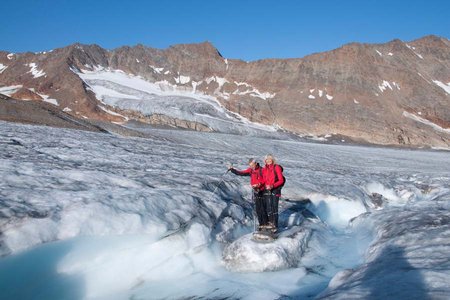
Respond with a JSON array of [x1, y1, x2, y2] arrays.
[[0, 35, 449, 148]]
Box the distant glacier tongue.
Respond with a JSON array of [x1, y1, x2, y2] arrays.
[[0, 121, 449, 299]]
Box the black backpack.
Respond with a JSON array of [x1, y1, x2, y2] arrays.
[[274, 164, 286, 188]]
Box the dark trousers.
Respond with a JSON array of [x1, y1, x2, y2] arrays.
[[254, 191, 268, 226], [264, 191, 279, 228]]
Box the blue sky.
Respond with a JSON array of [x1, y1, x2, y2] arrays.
[[1, 0, 449, 61]]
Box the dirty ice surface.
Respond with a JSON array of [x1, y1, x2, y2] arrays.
[[0, 121, 449, 299]]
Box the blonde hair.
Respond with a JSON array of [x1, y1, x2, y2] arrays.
[[264, 154, 276, 164]]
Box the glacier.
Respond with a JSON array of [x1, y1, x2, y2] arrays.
[[0, 120, 449, 299], [76, 68, 278, 135]]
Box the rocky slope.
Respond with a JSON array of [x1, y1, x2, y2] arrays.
[[0, 35, 449, 147], [0, 94, 151, 138], [0, 93, 107, 132]]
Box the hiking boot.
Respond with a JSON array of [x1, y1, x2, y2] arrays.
[[266, 223, 277, 233]]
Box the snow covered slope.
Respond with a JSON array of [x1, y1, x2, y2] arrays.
[[0, 121, 449, 299], [77, 68, 278, 135]]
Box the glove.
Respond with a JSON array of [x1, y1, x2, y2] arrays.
[[252, 183, 261, 190]]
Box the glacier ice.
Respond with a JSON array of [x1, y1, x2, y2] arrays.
[[76, 69, 277, 135], [0, 121, 449, 299]]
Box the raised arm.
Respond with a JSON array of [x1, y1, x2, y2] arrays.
[[230, 167, 252, 176]]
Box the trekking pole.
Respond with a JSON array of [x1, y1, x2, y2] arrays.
[[207, 168, 230, 202], [265, 190, 273, 225], [212, 169, 230, 194], [252, 192, 257, 232]]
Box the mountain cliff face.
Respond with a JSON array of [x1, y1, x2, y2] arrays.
[[1, 35, 449, 147]]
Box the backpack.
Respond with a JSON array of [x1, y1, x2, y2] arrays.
[[274, 164, 286, 189]]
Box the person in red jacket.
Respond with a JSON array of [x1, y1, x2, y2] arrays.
[[262, 154, 284, 233], [229, 158, 268, 230]]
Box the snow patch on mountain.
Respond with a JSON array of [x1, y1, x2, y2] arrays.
[[206, 76, 229, 96], [174, 74, 190, 84], [214, 76, 228, 88], [417, 73, 431, 84], [40, 94, 59, 106], [403, 111, 450, 134], [433, 80, 450, 94], [378, 80, 392, 91], [0, 64, 7, 73], [149, 65, 164, 74], [7, 53, 14, 60], [26, 63, 46, 78], [378, 80, 400, 92], [405, 43, 424, 59], [234, 81, 251, 88], [249, 91, 275, 100], [307, 88, 333, 100], [229, 80, 275, 100], [0, 85, 23, 96]]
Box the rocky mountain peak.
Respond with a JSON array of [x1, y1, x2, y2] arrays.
[[1, 36, 449, 148], [412, 34, 448, 45], [167, 41, 223, 59], [64, 43, 109, 70]]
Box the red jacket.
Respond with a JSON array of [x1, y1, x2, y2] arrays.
[[262, 164, 284, 191], [230, 163, 265, 190]]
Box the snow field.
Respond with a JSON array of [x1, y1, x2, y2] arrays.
[[75, 68, 278, 134]]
